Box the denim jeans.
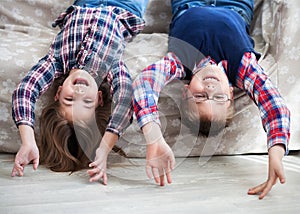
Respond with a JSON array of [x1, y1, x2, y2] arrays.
[[73, 0, 149, 18], [171, 0, 254, 27]]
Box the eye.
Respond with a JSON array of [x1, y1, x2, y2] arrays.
[[84, 99, 93, 104], [194, 93, 207, 100], [213, 94, 228, 102]]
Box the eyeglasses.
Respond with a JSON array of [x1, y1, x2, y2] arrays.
[[187, 92, 232, 103]]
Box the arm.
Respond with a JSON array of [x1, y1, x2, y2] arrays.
[[11, 56, 57, 176], [236, 52, 290, 199], [132, 52, 185, 185], [12, 56, 57, 128], [83, 7, 146, 183], [88, 6, 145, 136], [236, 52, 290, 153], [133, 52, 185, 128], [87, 58, 133, 185], [105, 59, 133, 136]]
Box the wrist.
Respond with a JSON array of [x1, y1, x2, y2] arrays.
[[99, 131, 118, 153], [18, 125, 36, 146], [142, 122, 163, 144], [269, 144, 285, 158]]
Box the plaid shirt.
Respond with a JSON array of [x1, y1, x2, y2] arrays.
[[12, 5, 145, 136], [133, 52, 290, 153]]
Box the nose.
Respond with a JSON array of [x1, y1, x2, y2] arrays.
[[205, 83, 215, 91]]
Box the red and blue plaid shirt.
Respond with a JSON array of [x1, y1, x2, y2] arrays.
[[12, 5, 145, 136], [133, 52, 290, 154]]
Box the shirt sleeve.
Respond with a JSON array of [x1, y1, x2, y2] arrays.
[[12, 55, 59, 128], [105, 58, 133, 136], [132, 52, 185, 128], [235, 52, 291, 155]]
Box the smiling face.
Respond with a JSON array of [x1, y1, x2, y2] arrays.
[[185, 64, 233, 122], [55, 69, 103, 124]]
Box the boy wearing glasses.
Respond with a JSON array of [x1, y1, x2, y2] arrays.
[[132, 0, 290, 199]]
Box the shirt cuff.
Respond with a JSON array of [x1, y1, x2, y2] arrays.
[[136, 109, 161, 129], [15, 120, 34, 129], [105, 128, 121, 138], [267, 133, 289, 155]]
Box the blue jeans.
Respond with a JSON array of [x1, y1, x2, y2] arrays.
[[73, 0, 149, 18], [171, 0, 254, 27]]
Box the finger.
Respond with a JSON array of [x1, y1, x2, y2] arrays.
[[103, 173, 108, 185], [11, 166, 18, 177], [87, 166, 103, 177], [169, 155, 176, 170], [152, 167, 160, 184], [166, 170, 172, 184], [11, 162, 21, 176], [247, 182, 266, 195], [17, 168, 24, 177], [14, 161, 24, 177], [159, 168, 165, 186], [259, 179, 275, 200], [89, 170, 105, 183], [89, 161, 97, 168], [12, 160, 22, 169], [89, 174, 101, 182], [277, 168, 286, 184], [32, 158, 39, 170], [87, 168, 98, 176], [14, 165, 24, 177], [160, 174, 165, 186], [165, 161, 173, 184], [146, 165, 153, 180]]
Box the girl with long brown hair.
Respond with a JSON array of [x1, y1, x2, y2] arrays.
[[11, 0, 148, 185]]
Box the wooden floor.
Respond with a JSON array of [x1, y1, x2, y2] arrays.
[[0, 151, 299, 214]]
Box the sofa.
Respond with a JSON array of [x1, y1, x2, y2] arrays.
[[0, 0, 299, 158]]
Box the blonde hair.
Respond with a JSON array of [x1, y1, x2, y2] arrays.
[[38, 77, 112, 172]]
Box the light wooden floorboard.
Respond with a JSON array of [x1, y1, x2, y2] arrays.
[[0, 152, 299, 214]]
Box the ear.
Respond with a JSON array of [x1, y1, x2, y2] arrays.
[[229, 86, 234, 100], [226, 86, 234, 108], [182, 84, 190, 99], [54, 86, 62, 101], [97, 91, 104, 107]]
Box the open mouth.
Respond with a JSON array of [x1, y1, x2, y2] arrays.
[[73, 78, 89, 86], [203, 76, 219, 81]]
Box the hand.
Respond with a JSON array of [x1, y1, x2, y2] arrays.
[[248, 145, 286, 199], [87, 131, 118, 185], [11, 143, 39, 177], [143, 122, 175, 186], [146, 140, 175, 186], [11, 125, 39, 177], [87, 145, 109, 185]]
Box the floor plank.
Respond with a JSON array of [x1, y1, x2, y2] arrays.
[[0, 153, 299, 214]]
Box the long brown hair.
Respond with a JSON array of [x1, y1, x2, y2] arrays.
[[38, 76, 111, 172]]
